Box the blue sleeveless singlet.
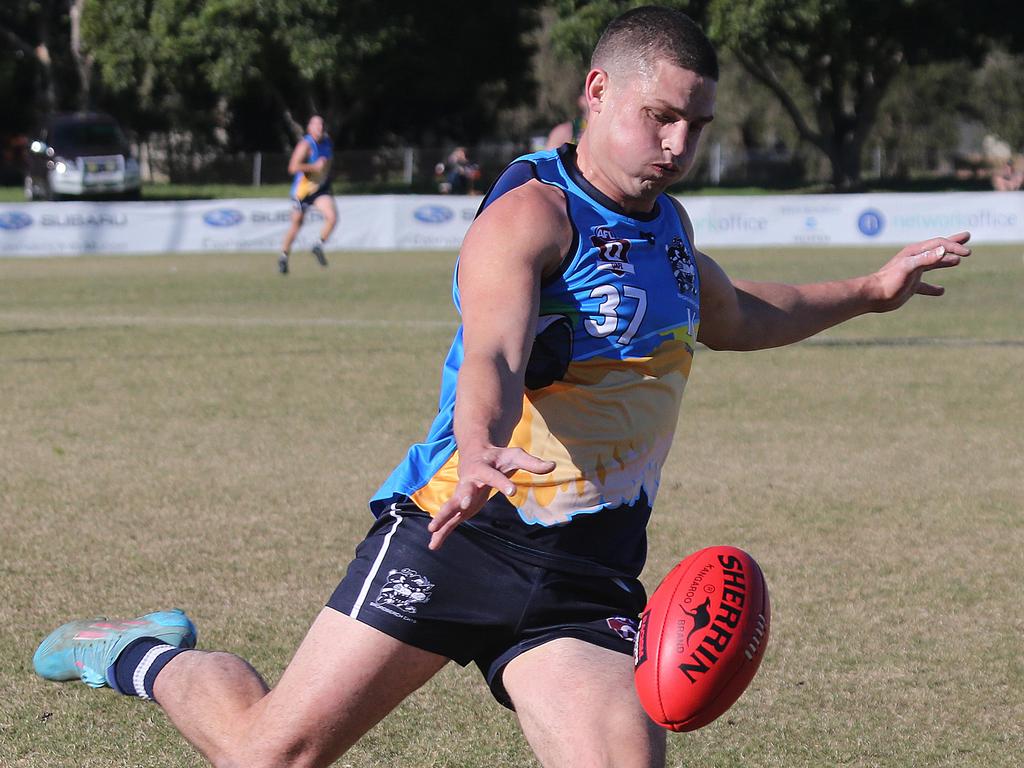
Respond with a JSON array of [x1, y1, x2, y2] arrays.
[[372, 145, 701, 577]]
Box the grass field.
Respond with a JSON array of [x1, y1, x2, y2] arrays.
[[1, 245, 1021, 767]]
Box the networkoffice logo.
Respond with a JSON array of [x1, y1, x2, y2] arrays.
[[857, 209, 885, 237]]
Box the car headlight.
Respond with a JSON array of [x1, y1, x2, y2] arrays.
[[54, 160, 68, 174]]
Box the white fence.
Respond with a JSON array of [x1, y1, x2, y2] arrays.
[[1, 192, 1021, 257]]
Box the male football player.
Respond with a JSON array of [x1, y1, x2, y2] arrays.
[[279, 114, 337, 274], [35, 7, 969, 767]]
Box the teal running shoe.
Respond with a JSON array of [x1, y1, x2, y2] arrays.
[[33, 609, 197, 688]]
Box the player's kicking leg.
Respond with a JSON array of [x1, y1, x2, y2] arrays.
[[503, 638, 666, 768], [34, 607, 448, 768]]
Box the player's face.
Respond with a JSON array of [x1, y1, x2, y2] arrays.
[[308, 117, 325, 140], [585, 60, 716, 211]]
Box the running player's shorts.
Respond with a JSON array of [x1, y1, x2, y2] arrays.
[[291, 183, 332, 212], [326, 502, 647, 709]]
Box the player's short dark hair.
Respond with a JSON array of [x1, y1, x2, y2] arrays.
[[592, 6, 719, 81]]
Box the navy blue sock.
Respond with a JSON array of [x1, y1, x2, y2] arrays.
[[106, 637, 191, 701]]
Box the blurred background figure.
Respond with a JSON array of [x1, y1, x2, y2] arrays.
[[545, 93, 589, 149], [436, 146, 480, 194], [992, 156, 1024, 191], [279, 115, 338, 274]]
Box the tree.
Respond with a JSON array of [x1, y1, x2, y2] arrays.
[[81, 0, 544, 152], [547, 1, 1023, 188], [548, 0, 709, 69], [707, 0, 1024, 188], [0, 0, 90, 125], [971, 49, 1024, 153], [870, 61, 968, 179]]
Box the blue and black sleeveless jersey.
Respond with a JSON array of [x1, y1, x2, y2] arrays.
[[371, 144, 701, 578], [290, 133, 333, 200]]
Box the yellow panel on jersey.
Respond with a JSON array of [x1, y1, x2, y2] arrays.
[[411, 335, 695, 526]]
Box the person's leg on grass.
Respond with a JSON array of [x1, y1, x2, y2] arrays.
[[280, 207, 305, 273], [311, 195, 336, 267], [158, 608, 447, 767], [38, 607, 447, 768], [504, 638, 665, 768]]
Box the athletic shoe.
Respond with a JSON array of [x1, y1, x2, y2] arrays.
[[33, 609, 197, 688], [312, 243, 328, 267], [278, 255, 289, 274]]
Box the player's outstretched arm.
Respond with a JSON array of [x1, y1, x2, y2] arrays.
[[427, 184, 568, 550], [695, 231, 971, 352]]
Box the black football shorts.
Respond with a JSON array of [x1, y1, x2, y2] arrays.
[[291, 183, 332, 212], [326, 502, 647, 708]]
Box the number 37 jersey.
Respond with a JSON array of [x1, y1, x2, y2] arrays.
[[372, 145, 701, 577]]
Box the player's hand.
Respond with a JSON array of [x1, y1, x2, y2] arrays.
[[427, 448, 555, 550], [867, 231, 971, 312], [314, 157, 327, 171]]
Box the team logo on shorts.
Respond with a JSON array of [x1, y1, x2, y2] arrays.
[[606, 615, 638, 642], [665, 236, 696, 296], [371, 568, 434, 617]]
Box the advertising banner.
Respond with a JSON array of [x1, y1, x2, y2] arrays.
[[0, 192, 1020, 257], [682, 192, 1024, 247]]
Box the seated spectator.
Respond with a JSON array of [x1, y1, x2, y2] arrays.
[[992, 157, 1024, 191]]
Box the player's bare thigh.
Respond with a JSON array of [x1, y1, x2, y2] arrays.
[[161, 608, 448, 767], [503, 638, 665, 768], [313, 193, 337, 227]]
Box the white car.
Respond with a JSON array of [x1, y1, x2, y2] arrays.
[[25, 113, 142, 201]]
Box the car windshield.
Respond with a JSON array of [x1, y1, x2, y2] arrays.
[[51, 121, 126, 149]]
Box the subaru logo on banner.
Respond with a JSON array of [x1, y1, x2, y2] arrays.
[[203, 209, 245, 227], [0, 211, 33, 230], [413, 205, 454, 224], [857, 209, 885, 237]]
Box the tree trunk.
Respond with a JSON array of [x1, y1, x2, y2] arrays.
[[0, 22, 55, 116], [826, 129, 864, 190], [69, 0, 93, 110]]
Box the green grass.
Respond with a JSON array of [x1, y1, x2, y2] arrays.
[[1, 246, 1022, 767]]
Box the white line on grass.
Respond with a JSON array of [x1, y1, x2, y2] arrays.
[[0, 313, 1019, 348], [0, 312, 460, 330]]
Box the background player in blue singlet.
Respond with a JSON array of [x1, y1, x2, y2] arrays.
[[33, 8, 970, 767], [278, 114, 337, 274]]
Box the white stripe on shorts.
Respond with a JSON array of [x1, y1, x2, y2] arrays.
[[349, 505, 404, 620], [132, 643, 177, 699]]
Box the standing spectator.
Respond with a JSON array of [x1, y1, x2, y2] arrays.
[[438, 146, 480, 194]]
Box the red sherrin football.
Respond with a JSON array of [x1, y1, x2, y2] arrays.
[[634, 546, 770, 731]]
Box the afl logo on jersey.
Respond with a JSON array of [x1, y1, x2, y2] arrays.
[[665, 236, 697, 296], [591, 227, 635, 276]]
